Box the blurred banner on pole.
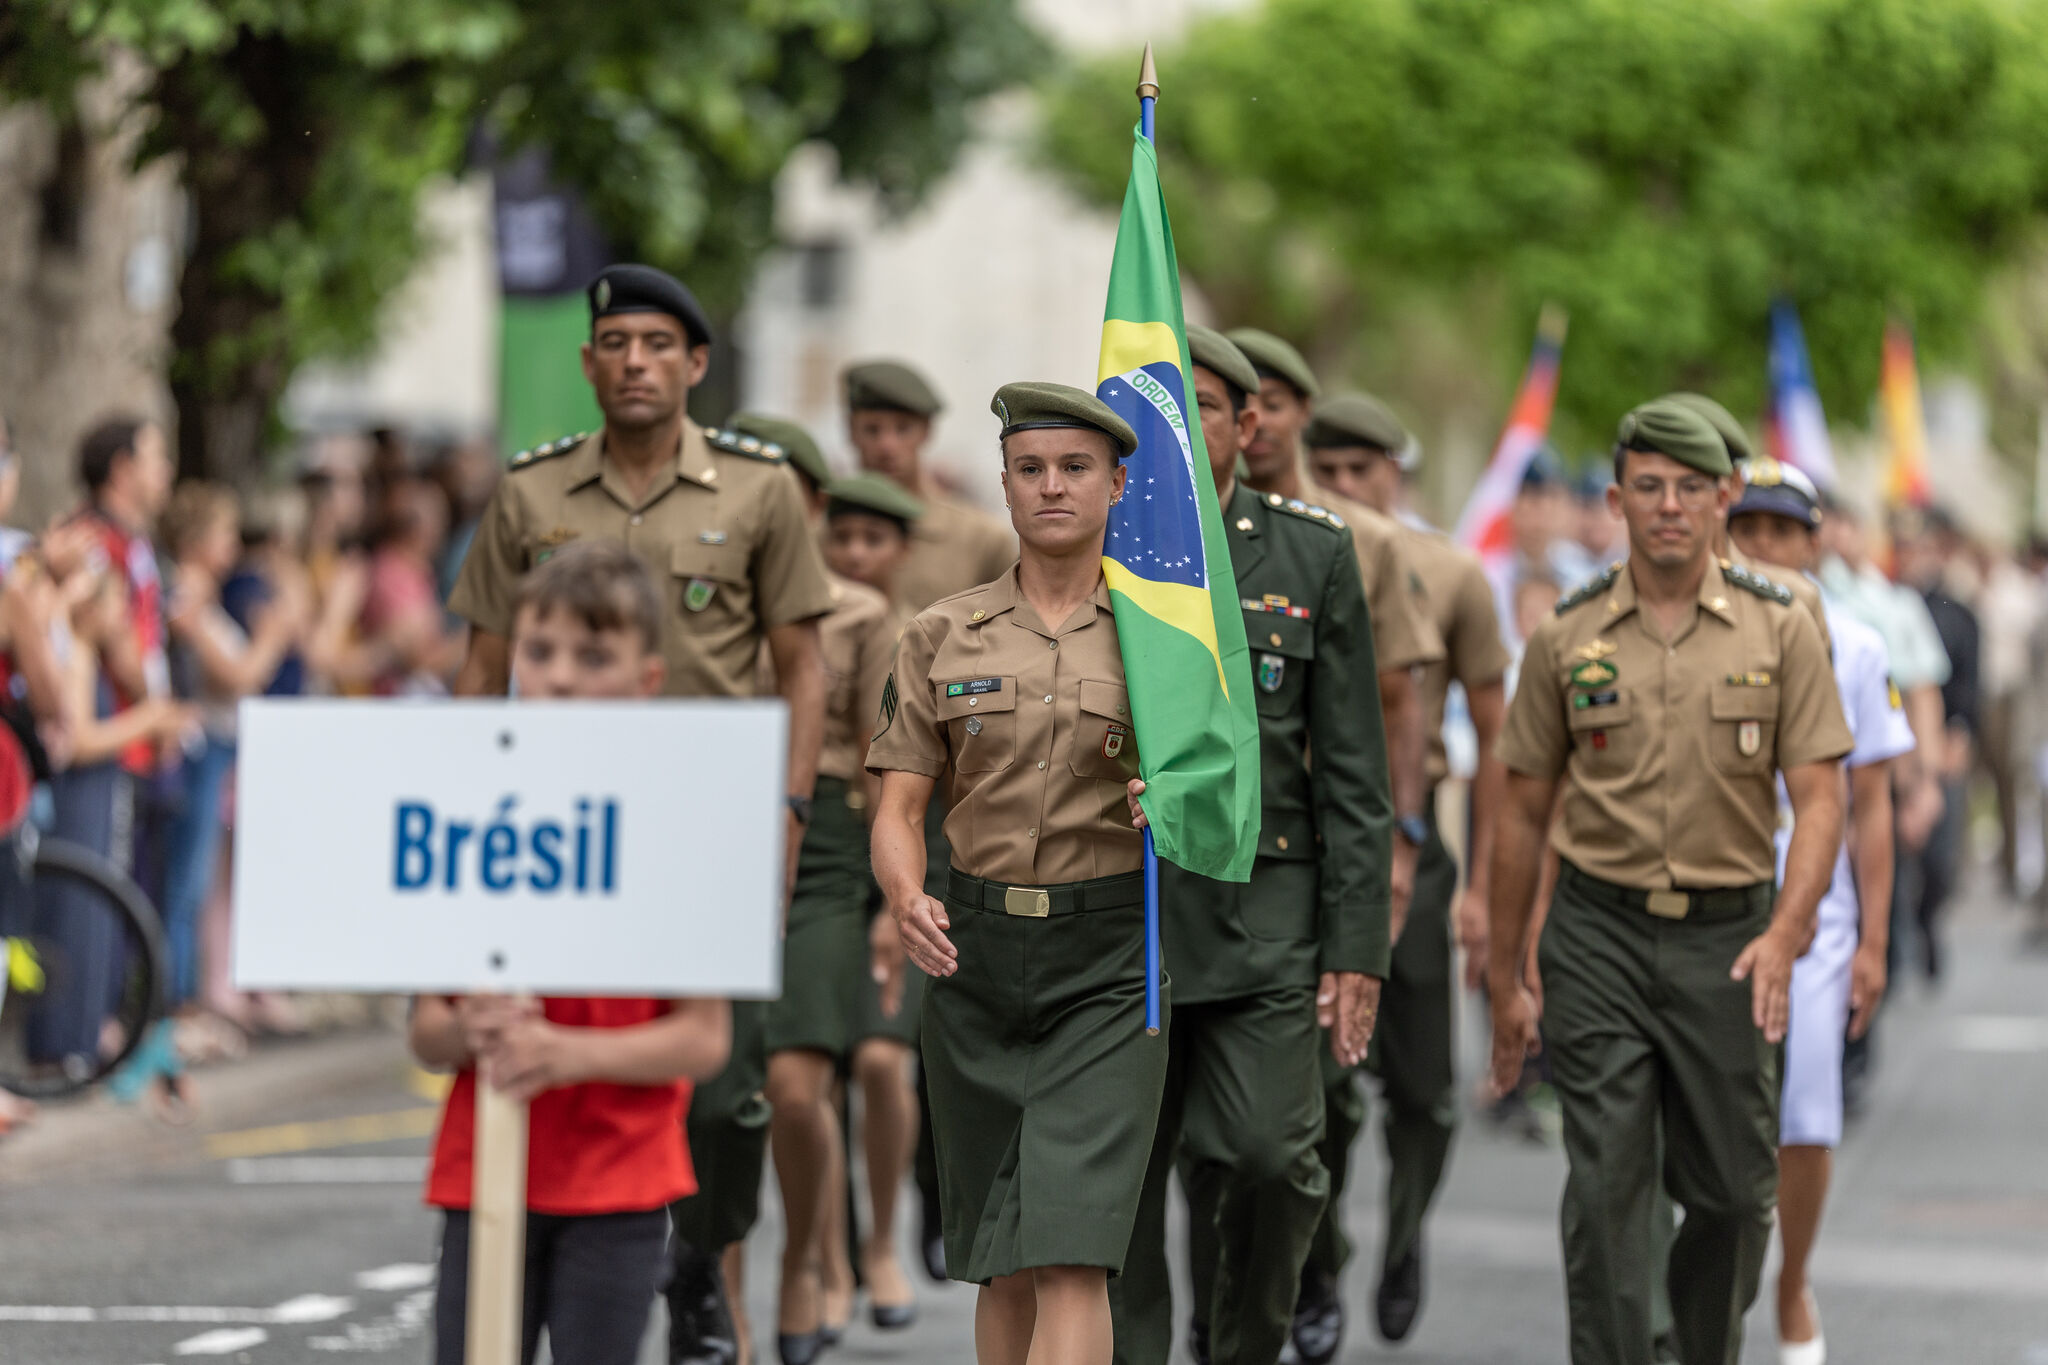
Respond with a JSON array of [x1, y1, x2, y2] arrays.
[[1454, 304, 1567, 560], [1764, 300, 1839, 489], [487, 141, 610, 457], [1880, 319, 1933, 509]]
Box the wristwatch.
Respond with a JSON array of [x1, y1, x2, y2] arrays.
[[1395, 814, 1429, 848], [786, 794, 813, 825]]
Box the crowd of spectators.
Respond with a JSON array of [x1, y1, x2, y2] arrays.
[[0, 413, 497, 1131]]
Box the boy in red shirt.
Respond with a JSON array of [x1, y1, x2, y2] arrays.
[[411, 541, 732, 1365]]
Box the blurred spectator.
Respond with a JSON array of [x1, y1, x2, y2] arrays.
[[1552, 466, 1619, 587], [431, 437, 502, 607], [1974, 539, 2042, 894], [0, 413, 32, 571], [1486, 447, 1580, 651], [361, 478, 456, 696]]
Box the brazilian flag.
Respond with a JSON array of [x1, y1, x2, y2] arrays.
[[1096, 125, 1260, 882]]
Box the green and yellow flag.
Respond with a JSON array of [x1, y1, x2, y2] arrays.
[[1096, 125, 1260, 882]]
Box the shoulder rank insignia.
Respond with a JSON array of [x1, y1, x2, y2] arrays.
[[1721, 561, 1794, 605], [509, 432, 587, 469], [703, 427, 789, 463], [1555, 563, 1623, 615], [1271, 498, 1345, 532]]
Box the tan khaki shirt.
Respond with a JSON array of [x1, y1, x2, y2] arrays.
[[866, 568, 1142, 886], [451, 423, 835, 698], [1498, 559, 1851, 888], [1298, 477, 1444, 672], [893, 490, 1017, 615], [817, 574, 902, 784], [1727, 541, 1830, 645], [1408, 529, 1512, 782]]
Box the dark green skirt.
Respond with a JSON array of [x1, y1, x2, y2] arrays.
[[921, 869, 1169, 1283], [764, 779, 868, 1059]]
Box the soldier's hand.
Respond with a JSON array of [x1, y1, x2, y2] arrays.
[[1125, 778, 1149, 831], [1319, 971, 1379, 1065], [1455, 887, 1490, 991], [1847, 941, 1888, 1040], [1730, 927, 1798, 1043], [870, 913, 907, 1018], [1389, 840, 1417, 943], [1487, 979, 1541, 1098], [893, 892, 958, 979]]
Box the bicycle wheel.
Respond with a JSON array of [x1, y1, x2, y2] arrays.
[[0, 832, 166, 1100]]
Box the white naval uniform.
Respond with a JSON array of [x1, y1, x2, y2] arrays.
[[1774, 596, 1915, 1147]]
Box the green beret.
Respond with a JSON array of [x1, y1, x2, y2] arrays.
[[1661, 392, 1753, 466], [588, 264, 713, 348], [1304, 392, 1408, 453], [1225, 327, 1319, 399], [825, 471, 924, 527], [844, 360, 942, 416], [727, 412, 827, 487], [1615, 399, 1732, 477], [1185, 325, 1260, 398], [990, 382, 1138, 458]]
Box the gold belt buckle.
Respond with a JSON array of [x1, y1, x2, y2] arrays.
[[1645, 891, 1691, 920], [1004, 886, 1051, 918]]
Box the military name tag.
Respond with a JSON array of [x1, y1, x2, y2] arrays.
[[684, 578, 717, 612], [1258, 653, 1285, 692], [945, 677, 1004, 698], [1738, 720, 1762, 756], [698, 530, 728, 546], [1572, 690, 1620, 710]]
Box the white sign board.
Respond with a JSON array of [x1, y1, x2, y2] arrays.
[[232, 699, 788, 996]]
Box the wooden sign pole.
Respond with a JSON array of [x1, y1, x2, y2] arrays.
[[466, 1080, 530, 1365]]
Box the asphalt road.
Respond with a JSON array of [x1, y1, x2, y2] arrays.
[[3, 887, 2046, 1365]]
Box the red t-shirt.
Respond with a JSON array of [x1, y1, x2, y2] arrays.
[[424, 997, 695, 1216]]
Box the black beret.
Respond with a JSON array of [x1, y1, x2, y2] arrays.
[[844, 360, 943, 416], [991, 382, 1138, 458], [588, 264, 713, 348], [1616, 400, 1733, 476], [1662, 392, 1754, 466], [1304, 392, 1408, 453], [1185, 325, 1260, 398], [727, 412, 827, 487], [1225, 327, 1319, 398], [826, 471, 925, 527]]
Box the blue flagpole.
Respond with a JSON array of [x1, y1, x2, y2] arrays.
[[1137, 42, 1162, 1037]]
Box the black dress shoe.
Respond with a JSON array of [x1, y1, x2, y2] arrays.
[[667, 1242, 738, 1365], [871, 1302, 918, 1331], [1187, 1319, 1212, 1365], [920, 1198, 948, 1284], [1375, 1242, 1424, 1343], [777, 1331, 825, 1365], [1291, 1268, 1344, 1365]]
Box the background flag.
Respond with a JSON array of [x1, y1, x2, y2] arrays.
[[1096, 122, 1260, 884], [1764, 299, 1841, 488], [1454, 304, 1568, 558], [1880, 319, 1933, 509]]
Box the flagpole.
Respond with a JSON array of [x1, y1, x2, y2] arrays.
[[1136, 41, 1162, 1038]]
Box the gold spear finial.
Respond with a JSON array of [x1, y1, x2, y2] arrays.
[[1137, 43, 1159, 101]]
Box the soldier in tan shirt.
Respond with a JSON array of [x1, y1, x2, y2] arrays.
[[843, 360, 1016, 614], [1488, 399, 1850, 1365], [1300, 390, 1513, 1352], [868, 382, 1161, 1365]]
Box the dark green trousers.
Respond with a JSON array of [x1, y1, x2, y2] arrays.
[[669, 999, 769, 1251], [1110, 986, 1328, 1365], [1542, 864, 1780, 1365], [1303, 806, 1460, 1282]]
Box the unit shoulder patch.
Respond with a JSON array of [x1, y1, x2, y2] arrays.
[[1721, 561, 1794, 606], [1555, 563, 1623, 615], [509, 432, 588, 469], [703, 427, 790, 463]]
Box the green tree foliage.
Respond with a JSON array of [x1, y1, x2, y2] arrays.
[[1043, 0, 2048, 453], [0, 0, 1039, 480]]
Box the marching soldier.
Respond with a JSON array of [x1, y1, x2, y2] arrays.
[[1299, 392, 1512, 1353], [1110, 327, 1393, 1365], [1488, 399, 1850, 1365], [448, 264, 835, 1365]]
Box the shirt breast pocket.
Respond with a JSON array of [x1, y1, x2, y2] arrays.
[[1566, 687, 1635, 767], [670, 542, 749, 617], [1070, 679, 1138, 782], [1709, 682, 1778, 775], [1246, 612, 1314, 716], [936, 678, 1017, 773]]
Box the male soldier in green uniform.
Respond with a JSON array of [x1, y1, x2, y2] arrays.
[[1299, 392, 1512, 1353], [1109, 326, 1393, 1365], [449, 264, 835, 1365], [1489, 399, 1850, 1365]]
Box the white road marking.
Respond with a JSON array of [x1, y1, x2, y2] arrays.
[[0, 1306, 95, 1321], [354, 1263, 436, 1292], [226, 1156, 427, 1184], [4, 1294, 354, 1325], [1950, 1015, 2048, 1053], [174, 1327, 269, 1356], [267, 1293, 355, 1323]]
